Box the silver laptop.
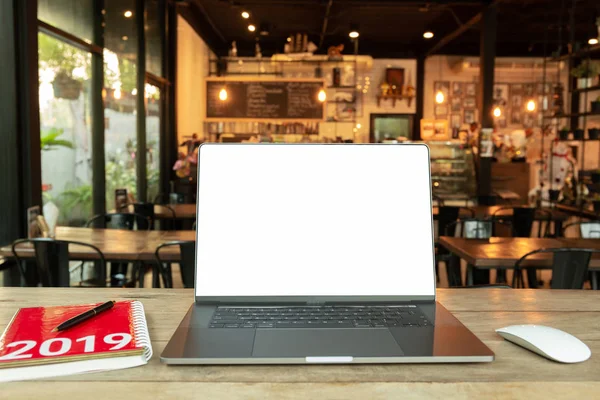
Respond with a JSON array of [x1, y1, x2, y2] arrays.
[[161, 143, 494, 364]]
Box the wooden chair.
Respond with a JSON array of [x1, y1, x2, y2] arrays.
[[154, 241, 195, 288], [513, 248, 600, 289], [11, 238, 107, 287]]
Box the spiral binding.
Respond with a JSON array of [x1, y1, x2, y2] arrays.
[[131, 301, 153, 361]]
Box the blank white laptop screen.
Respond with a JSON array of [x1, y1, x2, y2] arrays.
[[195, 144, 435, 297]]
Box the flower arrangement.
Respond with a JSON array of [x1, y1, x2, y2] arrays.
[[173, 134, 202, 178]]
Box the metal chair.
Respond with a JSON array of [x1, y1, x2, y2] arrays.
[[11, 238, 107, 287], [563, 220, 600, 238], [435, 207, 475, 286], [118, 202, 176, 229], [154, 241, 195, 288], [153, 193, 190, 205], [445, 218, 512, 286], [513, 248, 600, 289], [85, 213, 151, 230]]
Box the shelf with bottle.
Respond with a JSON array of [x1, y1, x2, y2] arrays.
[[204, 121, 321, 136]]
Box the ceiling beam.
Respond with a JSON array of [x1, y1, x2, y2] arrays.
[[425, 0, 504, 56]]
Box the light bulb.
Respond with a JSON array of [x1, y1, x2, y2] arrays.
[[493, 106, 502, 118], [124, 10, 132, 18], [435, 90, 445, 104], [248, 24, 256, 32], [241, 11, 250, 19], [526, 99, 536, 112], [318, 89, 326, 102], [356, 123, 362, 129], [423, 31, 434, 39], [219, 88, 227, 101], [113, 88, 121, 100], [589, 38, 599, 45], [349, 31, 359, 39]]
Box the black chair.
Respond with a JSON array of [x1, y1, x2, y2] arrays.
[[435, 207, 475, 286], [153, 193, 190, 205], [445, 218, 512, 286], [118, 202, 176, 229], [85, 213, 151, 230], [513, 248, 600, 289], [154, 241, 195, 288], [563, 220, 600, 239], [11, 238, 107, 287]]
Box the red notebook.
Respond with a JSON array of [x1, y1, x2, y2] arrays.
[[0, 300, 152, 382]]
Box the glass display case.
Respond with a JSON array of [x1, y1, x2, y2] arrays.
[[428, 140, 476, 202]]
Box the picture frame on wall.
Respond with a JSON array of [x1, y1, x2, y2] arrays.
[[497, 116, 507, 128], [493, 83, 509, 107], [511, 110, 522, 125], [524, 84, 535, 96], [450, 113, 462, 128], [452, 82, 463, 97], [451, 97, 462, 112], [421, 119, 449, 141], [465, 82, 477, 96], [523, 113, 535, 128], [464, 109, 476, 124], [510, 83, 523, 95], [434, 105, 448, 117], [385, 68, 405, 94], [512, 95, 522, 108], [463, 97, 476, 108]]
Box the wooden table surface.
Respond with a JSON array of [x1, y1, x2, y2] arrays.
[[154, 204, 196, 219], [0, 227, 195, 262], [2, 288, 599, 399], [433, 205, 569, 221], [439, 236, 600, 269]]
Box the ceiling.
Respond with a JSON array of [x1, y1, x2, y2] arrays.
[[178, 0, 600, 58]]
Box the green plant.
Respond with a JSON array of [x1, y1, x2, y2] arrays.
[[41, 128, 74, 151], [57, 184, 93, 225], [570, 60, 600, 79]]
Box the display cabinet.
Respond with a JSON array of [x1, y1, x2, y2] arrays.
[[428, 140, 477, 203]]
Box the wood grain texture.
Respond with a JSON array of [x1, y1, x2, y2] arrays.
[[154, 204, 196, 219], [433, 205, 568, 221], [439, 236, 600, 269], [0, 288, 599, 398]]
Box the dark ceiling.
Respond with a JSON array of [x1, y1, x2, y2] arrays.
[[178, 0, 600, 58]]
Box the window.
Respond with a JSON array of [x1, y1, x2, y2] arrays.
[[38, 33, 93, 226], [38, 0, 94, 43]]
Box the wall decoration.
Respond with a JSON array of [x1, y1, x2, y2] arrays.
[[452, 82, 463, 97], [510, 83, 523, 95], [450, 113, 462, 128], [435, 105, 448, 117], [512, 94, 522, 108], [497, 116, 507, 128], [463, 97, 476, 108], [465, 82, 477, 96], [493, 83, 509, 107], [464, 109, 476, 124], [523, 113, 535, 128], [421, 119, 449, 141], [385, 68, 405, 94], [524, 84, 535, 96], [451, 97, 462, 112], [511, 110, 522, 125]]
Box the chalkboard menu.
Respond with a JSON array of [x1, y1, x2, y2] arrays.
[[207, 80, 324, 120]]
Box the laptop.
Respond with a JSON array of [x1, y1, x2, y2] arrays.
[[161, 143, 494, 364]]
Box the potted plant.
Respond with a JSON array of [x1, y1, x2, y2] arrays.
[[558, 127, 569, 140], [592, 96, 600, 114], [589, 127, 600, 140], [592, 169, 600, 184], [570, 60, 600, 89]]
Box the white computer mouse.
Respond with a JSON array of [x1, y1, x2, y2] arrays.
[[496, 324, 591, 363]]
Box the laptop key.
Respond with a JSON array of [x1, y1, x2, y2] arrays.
[[224, 324, 239, 328], [241, 324, 255, 328], [258, 323, 274, 328], [209, 324, 223, 328]]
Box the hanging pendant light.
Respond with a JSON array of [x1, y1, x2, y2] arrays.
[[493, 106, 502, 118], [435, 90, 445, 104], [219, 88, 228, 101], [526, 99, 536, 112]]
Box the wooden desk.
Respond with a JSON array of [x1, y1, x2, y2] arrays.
[[556, 204, 599, 220], [2, 288, 599, 398], [439, 236, 600, 269], [154, 204, 196, 220], [0, 227, 186, 262]]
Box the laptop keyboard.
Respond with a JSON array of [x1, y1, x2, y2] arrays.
[[209, 306, 432, 329]]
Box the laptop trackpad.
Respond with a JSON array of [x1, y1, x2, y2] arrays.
[[252, 329, 404, 357]]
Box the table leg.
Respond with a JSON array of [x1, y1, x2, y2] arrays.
[[591, 272, 598, 290], [526, 269, 539, 289], [446, 255, 463, 287], [554, 220, 564, 237], [471, 268, 490, 285]]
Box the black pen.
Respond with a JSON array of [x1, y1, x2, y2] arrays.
[[53, 301, 116, 332]]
